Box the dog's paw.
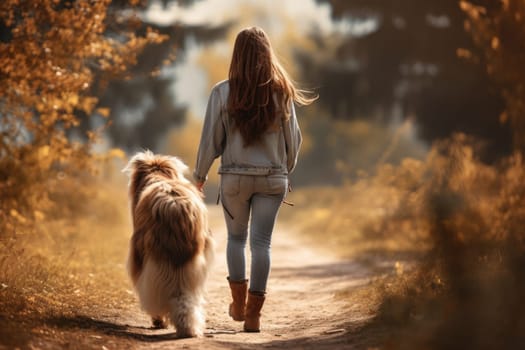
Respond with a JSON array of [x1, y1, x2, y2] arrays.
[[176, 327, 202, 338], [151, 316, 168, 329]]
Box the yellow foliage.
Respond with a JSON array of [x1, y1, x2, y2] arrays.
[[96, 107, 111, 117], [10, 209, 27, 224], [461, 0, 525, 153], [0, 0, 167, 238], [33, 210, 45, 221], [107, 148, 126, 160]]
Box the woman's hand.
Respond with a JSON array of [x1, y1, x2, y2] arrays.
[[196, 181, 205, 193]]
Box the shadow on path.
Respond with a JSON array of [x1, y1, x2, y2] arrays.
[[212, 318, 391, 350], [45, 315, 179, 342], [271, 249, 420, 281]]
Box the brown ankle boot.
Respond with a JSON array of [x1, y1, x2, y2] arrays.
[[227, 277, 248, 321], [244, 291, 265, 332]]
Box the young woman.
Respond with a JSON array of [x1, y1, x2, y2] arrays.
[[193, 26, 315, 332]]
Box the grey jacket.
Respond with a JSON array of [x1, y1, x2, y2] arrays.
[[193, 80, 302, 182]]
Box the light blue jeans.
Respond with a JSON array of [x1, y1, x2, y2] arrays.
[[220, 173, 288, 293]]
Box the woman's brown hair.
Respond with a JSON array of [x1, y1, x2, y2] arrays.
[[227, 27, 316, 146]]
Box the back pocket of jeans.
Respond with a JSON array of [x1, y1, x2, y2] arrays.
[[265, 175, 288, 195], [221, 174, 240, 196]]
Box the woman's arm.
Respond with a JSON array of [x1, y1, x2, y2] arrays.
[[283, 101, 302, 174], [193, 87, 225, 184]]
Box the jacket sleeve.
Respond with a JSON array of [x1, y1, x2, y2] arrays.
[[193, 87, 225, 182], [283, 101, 302, 174]]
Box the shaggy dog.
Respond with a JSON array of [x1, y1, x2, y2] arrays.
[[123, 151, 214, 338]]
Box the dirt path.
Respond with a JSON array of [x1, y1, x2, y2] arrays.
[[6, 206, 392, 349], [84, 206, 386, 350]]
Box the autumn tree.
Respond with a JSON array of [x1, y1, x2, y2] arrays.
[[460, 0, 525, 154], [0, 0, 165, 234]]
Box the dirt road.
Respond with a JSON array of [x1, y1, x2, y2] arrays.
[[4, 207, 392, 349], [114, 207, 390, 349]]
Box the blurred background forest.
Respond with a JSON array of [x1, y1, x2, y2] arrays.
[[1, 0, 525, 349]]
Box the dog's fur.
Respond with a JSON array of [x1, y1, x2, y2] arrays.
[[123, 151, 214, 338]]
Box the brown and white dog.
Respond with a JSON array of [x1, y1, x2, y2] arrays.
[[123, 151, 214, 338]]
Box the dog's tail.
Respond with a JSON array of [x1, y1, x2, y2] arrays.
[[134, 180, 207, 269]]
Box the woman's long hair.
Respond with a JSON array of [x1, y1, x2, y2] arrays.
[[227, 27, 316, 146]]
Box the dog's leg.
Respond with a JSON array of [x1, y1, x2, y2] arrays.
[[128, 229, 146, 284], [169, 294, 205, 338]]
